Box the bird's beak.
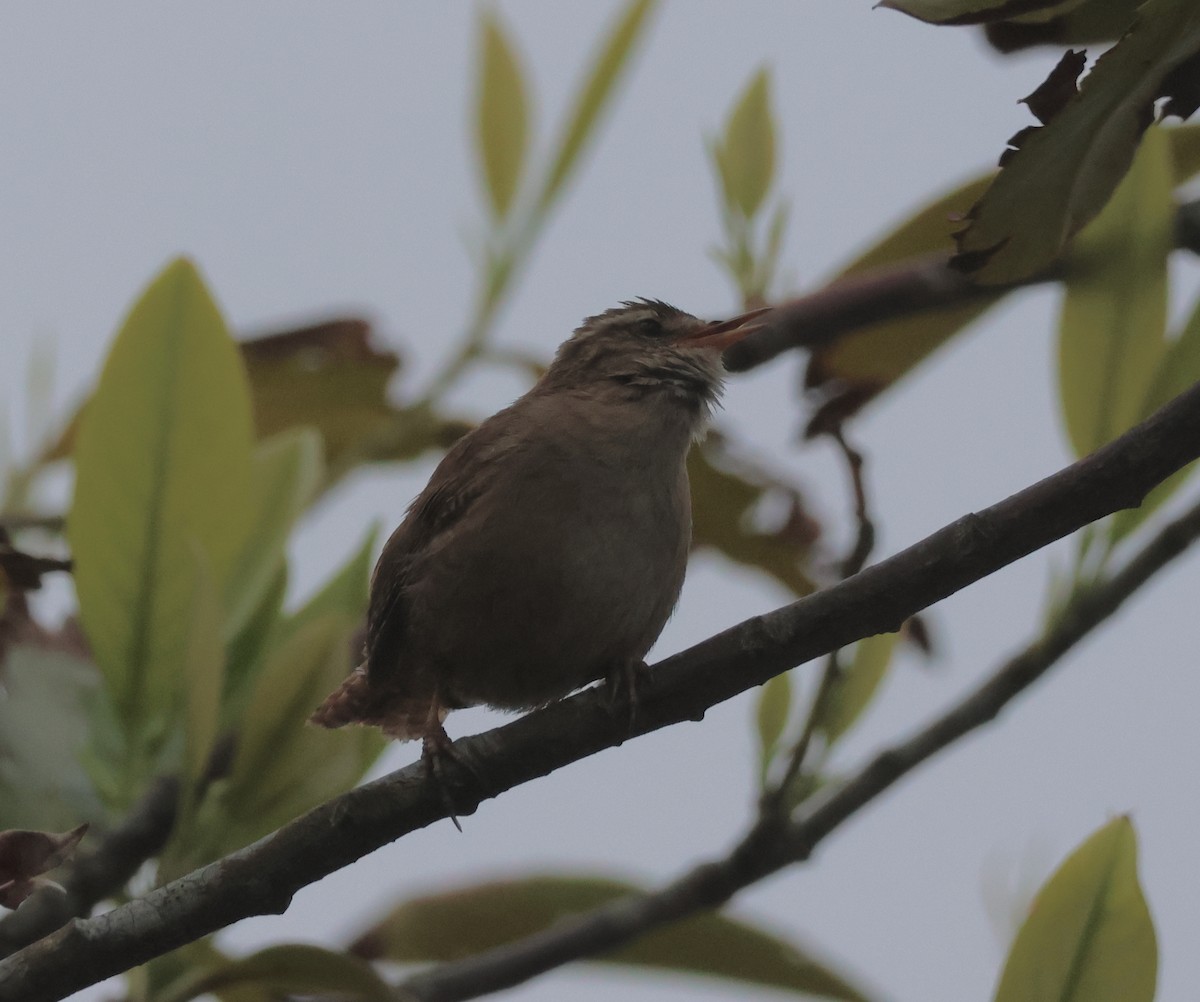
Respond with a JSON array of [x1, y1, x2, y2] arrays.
[[673, 306, 773, 350]]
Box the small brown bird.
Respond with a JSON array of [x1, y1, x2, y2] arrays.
[[310, 299, 768, 754]]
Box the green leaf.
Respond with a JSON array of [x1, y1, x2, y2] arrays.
[[1110, 289, 1200, 540], [955, 0, 1200, 284], [182, 550, 224, 788], [804, 173, 1003, 430], [1058, 125, 1173, 457], [880, 0, 1084, 25], [225, 428, 322, 637], [985, 0, 1140, 52], [801, 121, 1200, 431], [817, 633, 899, 746], [992, 816, 1156, 1002], [475, 9, 530, 218], [221, 561, 288, 724], [1144, 292, 1200, 401], [351, 875, 872, 1001], [716, 68, 777, 218], [156, 944, 393, 1002], [535, 0, 658, 214], [755, 671, 792, 784], [0, 647, 104, 831], [830, 172, 994, 279], [217, 613, 382, 847], [801, 118, 1200, 432], [69, 259, 255, 784], [756, 200, 791, 297], [1168, 121, 1200, 182], [282, 525, 376, 642]]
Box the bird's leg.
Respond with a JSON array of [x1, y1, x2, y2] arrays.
[[421, 727, 465, 833], [605, 658, 651, 736], [420, 712, 490, 832]]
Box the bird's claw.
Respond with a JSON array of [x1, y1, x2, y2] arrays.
[[421, 727, 490, 832], [606, 659, 650, 737]]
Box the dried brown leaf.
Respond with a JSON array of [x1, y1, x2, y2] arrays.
[[240, 318, 400, 467], [689, 432, 820, 596], [0, 823, 87, 908]]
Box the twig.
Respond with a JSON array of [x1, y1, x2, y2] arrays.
[[0, 545, 71, 591], [831, 429, 875, 580], [399, 494, 1200, 1002], [723, 252, 1029, 373], [723, 195, 1200, 375], [1, 381, 1199, 1002], [761, 429, 876, 816], [0, 776, 178, 960]]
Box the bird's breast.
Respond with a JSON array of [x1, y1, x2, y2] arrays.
[[406, 437, 692, 711]]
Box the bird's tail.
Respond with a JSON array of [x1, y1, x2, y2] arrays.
[[309, 664, 376, 729], [309, 665, 446, 742]]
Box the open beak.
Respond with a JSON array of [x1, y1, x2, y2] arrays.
[[673, 306, 773, 351]]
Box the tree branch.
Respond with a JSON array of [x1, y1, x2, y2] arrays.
[[2, 381, 1199, 1002], [724, 252, 1010, 372], [0, 777, 179, 960], [723, 196, 1200, 374], [401, 490, 1200, 1001]]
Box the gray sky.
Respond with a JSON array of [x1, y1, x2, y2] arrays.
[[3, 3, 1197, 1001]]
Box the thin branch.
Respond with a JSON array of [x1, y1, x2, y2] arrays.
[[831, 428, 875, 580], [723, 252, 1035, 373], [2, 382, 1199, 1002], [723, 195, 1200, 375], [0, 527, 71, 593], [400, 491, 1200, 1002], [0, 777, 179, 960], [762, 429, 876, 816], [0, 551, 71, 590]]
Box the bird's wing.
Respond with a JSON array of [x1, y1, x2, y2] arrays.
[[363, 417, 517, 685]]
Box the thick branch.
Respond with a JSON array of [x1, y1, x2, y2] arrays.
[[403, 493, 1200, 1001], [2, 382, 1199, 1002]]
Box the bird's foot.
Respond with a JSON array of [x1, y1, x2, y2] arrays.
[[421, 726, 490, 832], [605, 659, 651, 738]]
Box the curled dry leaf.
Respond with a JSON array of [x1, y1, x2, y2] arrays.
[[41, 315, 403, 472], [689, 430, 822, 597], [240, 318, 401, 469], [0, 823, 87, 909]]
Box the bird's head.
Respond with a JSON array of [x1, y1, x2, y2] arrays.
[[543, 299, 770, 417]]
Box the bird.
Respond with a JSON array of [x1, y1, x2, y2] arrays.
[[309, 299, 769, 758]]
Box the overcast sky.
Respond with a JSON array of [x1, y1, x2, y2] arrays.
[[3, 4, 1198, 1001]]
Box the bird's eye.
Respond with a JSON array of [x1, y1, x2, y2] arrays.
[[635, 316, 662, 338]]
